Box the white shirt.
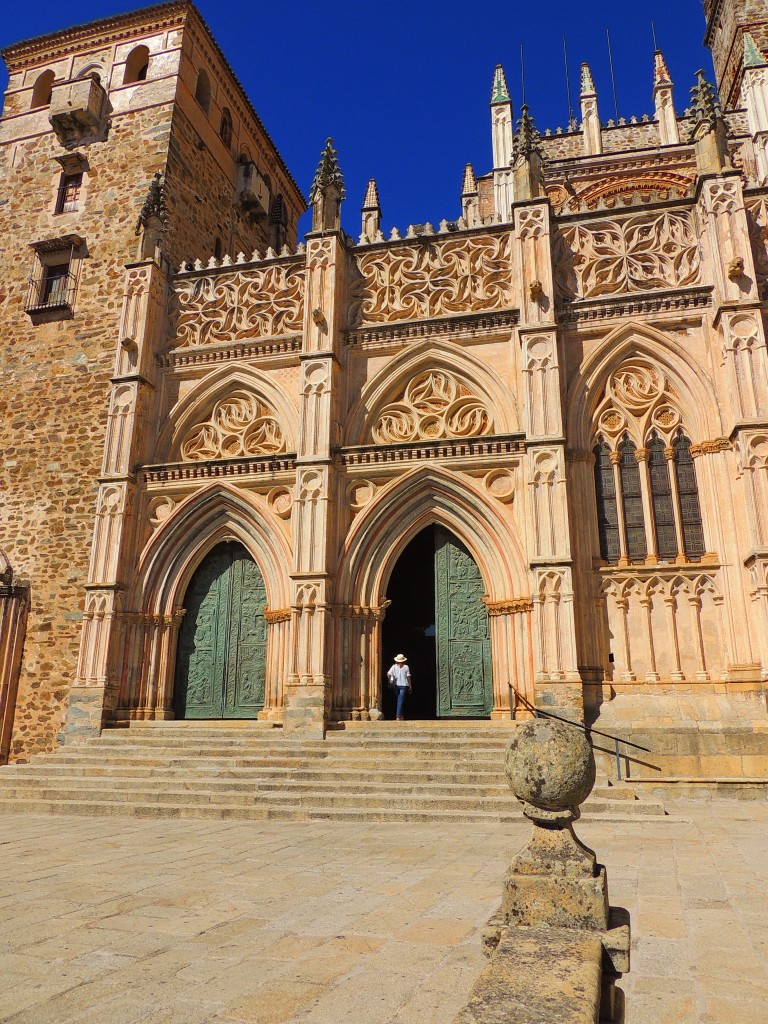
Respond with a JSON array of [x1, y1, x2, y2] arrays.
[[388, 663, 411, 687]]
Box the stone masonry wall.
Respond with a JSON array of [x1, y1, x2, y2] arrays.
[[164, 103, 271, 267], [0, 104, 174, 761]]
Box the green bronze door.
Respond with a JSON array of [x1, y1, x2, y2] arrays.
[[434, 527, 493, 717], [175, 542, 267, 719]]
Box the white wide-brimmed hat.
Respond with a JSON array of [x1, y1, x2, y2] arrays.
[[394, 653, 408, 662]]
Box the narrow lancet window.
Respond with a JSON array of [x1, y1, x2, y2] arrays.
[[674, 435, 705, 560], [619, 438, 647, 563], [648, 435, 678, 561], [593, 441, 620, 564]]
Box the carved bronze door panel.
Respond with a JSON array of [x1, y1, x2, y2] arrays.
[[434, 527, 493, 717], [224, 549, 267, 718], [175, 542, 267, 720]]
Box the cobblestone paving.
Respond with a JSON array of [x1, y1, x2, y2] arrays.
[[0, 801, 766, 1024]]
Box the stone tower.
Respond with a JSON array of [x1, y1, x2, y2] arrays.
[[705, 0, 768, 109], [0, 2, 304, 761]]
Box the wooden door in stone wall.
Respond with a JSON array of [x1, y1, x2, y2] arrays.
[[434, 527, 493, 717], [175, 542, 267, 719]]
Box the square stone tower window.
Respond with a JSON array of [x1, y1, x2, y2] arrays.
[[55, 172, 83, 214]]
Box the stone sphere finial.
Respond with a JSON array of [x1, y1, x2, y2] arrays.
[[504, 718, 596, 822]]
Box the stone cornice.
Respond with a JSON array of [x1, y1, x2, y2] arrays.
[[556, 286, 712, 326], [1, 2, 191, 69]]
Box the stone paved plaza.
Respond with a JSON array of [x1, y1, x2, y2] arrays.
[[1, 802, 767, 1024]]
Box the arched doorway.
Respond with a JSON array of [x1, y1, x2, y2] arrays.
[[382, 526, 493, 719], [174, 541, 267, 719]]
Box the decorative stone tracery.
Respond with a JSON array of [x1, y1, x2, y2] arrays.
[[349, 231, 514, 326], [371, 370, 494, 444], [180, 391, 285, 461], [555, 210, 701, 300], [172, 261, 306, 347]]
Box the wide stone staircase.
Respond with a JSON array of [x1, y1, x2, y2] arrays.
[[0, 721, 665, 823]]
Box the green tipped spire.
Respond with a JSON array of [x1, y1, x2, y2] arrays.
[[491, 65, 510, 104], [744, 31, 767, 69]]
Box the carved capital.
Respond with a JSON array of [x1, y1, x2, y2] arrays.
[[265, 608, 291, 624], [485, 598, 534, 616]]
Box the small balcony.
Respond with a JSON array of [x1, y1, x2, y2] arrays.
[[49, 76, 109, 147]]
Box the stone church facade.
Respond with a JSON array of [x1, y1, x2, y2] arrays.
[[2, 0, 768, 778]]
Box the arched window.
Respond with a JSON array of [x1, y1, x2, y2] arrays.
[[213, 237, 222, 261], [648, 434, 678, 561], [618, 438, 647, 563], [195, 68, 211, 113], [593, 440, 620, 564], [219, 107, 232, 147], [124, 45, 149, 85], [31, 69, 55, 109], [674, 435, 705, 559]]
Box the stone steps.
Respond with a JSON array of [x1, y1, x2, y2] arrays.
[[0, 723, 665, 823]]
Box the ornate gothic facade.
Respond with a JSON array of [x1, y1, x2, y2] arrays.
[[2, 0, 768, 779]]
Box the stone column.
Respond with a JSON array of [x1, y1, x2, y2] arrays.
[[63, 256, 169, 741], [286, 197, 346, 732]]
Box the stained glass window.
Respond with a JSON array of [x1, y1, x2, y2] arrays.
[[648, 435, 678, 561], [674, 435, 705, 560], [619, 438, 647, 563], [593, 441, 620, 564]]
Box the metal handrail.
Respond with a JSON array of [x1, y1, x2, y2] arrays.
[[509, 685, 653, 781]]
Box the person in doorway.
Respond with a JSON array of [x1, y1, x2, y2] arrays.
[[387, 654, 412, 721]]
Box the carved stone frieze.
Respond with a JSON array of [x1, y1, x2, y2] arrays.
[[555, 210, 701, 301], [349, 231, 514, 327], [180, 391, 285, 461], [171, 261, 305, 347], [371, 371, 494, 444]]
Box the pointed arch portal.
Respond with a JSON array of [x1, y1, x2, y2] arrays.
[[382, 525, 493, 719], [174, 541, 267, 719]]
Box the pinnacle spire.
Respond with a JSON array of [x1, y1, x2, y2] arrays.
[[135, 171, 168, 236], [362, 178, 380, 209], [744, 31, 767, 69], [491, 65, 511, 104], [309, 137, 346, 205], [461, 163, 477, 196], [580, 62, 596, 96], [690, 68, 723, 135], [653, 50, 672, 86], [514, 104, 542, 159]]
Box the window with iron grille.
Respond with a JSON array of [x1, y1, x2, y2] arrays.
[[674, 435, 705, 559], [593, 441, 621, 564], [24, 235, 83, 317], [619, 438, 647, 563], [648, 435, 678, 561], [55, 172, 83, 214]]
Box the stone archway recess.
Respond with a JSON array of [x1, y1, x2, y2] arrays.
[[116, 484, 291, 722], [333, 467, 534, 722]]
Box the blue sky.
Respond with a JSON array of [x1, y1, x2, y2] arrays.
[[1, 1, 714, 235]]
